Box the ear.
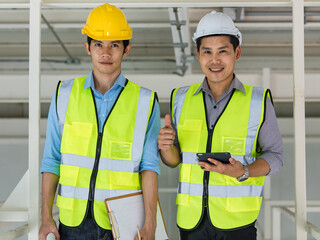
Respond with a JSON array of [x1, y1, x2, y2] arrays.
[[84, 42, 91, 55], [235, 45, 241, 61], [196, 49, 200, 61], [123, 43, 132, 57]]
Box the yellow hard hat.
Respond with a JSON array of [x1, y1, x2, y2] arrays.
[[82, 3, 132, 41]]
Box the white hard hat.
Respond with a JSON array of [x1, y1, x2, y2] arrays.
[[193, 10, 242, 45]]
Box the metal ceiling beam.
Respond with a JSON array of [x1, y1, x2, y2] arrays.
[[0, 23, 171, 29], [2, 1, 320, 9], [41, 1, 293, 8], [2, 21, 320, 30]]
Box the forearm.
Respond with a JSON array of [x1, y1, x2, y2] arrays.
[[141, 170, 158, 231], [41, 172, 59, 219], [257, 97, 283, 175], [247, 158, 271, 177], [160, 145, 181, 167]]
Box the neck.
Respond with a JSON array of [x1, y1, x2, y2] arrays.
[[92, 70, 120, 95], [207, 78, 233, 102]]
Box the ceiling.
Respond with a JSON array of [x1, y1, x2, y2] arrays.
[[0, 3, 320, 75]]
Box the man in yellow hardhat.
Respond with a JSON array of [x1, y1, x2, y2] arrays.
[[158, 11, 283, 239], [39, 3, 160, 240]]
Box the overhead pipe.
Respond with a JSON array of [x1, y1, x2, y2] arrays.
[[41, 14, 79, 64]]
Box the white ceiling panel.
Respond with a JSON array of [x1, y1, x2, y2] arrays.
[[0, 2, 319, 74]]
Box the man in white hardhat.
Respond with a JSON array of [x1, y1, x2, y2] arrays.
[[39, 3, 160, 240], [158, 10, 283, 239]]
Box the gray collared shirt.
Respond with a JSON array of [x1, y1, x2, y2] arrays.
[[174, 75, 283, 176]]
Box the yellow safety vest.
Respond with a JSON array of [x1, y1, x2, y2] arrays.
[[172, 82, 269, 230], [55, 76, 155, 229]]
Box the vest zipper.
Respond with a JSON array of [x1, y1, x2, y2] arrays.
[[85, 84, 127, 225], [203, 127, 214, 208], [89, 132, 103, 202]]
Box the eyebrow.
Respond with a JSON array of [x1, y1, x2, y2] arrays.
[[201, 45, 229, 50]]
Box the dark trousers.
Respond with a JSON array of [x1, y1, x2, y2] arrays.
[[180, 211, 257, 240], [59, 211, 113, 240]]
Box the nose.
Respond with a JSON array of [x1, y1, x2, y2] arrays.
[[101, 46, 111, 58], [211, 52, 221, 64]]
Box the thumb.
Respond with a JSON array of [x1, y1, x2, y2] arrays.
[[164, 114, 173, 128]]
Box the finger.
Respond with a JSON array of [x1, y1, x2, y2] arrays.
[[164, 114, 173, 129], [228, 158, 238, 166], [158, 142, 174, 150], [207, 158, 220, 165], [158, 132, 175, 141]]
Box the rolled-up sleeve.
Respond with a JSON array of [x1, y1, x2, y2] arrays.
[[258, 98, 283, 175]]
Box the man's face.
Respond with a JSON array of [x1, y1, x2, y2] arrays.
[[85, 40, 131, 78], [197, 35, 241, 86]]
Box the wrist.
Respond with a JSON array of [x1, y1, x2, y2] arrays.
[[143, 220, 157, 232], [237, 165, 249, 182]]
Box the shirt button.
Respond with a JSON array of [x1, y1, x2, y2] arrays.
[[214, 106, 217, 109], [104, 99, 107, 102], [102, 114, 105, 117]]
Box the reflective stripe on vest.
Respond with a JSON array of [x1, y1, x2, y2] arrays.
[[245, 87, 265, 156], [178, 182, 263, 198], [57, 79, 74, 139], [60, 153, 140, 173], [55, 77, 154, 229], [58, 184, 141, 202], [172, 86, 189, 127], [173, 83, 267, 230]]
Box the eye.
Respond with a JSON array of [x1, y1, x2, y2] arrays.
[[94, 42, 102, 47], [203, 50, 211, 54], [111, 43, 120, 48]]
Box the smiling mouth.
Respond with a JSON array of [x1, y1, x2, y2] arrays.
[[209, 67, 223, 72]]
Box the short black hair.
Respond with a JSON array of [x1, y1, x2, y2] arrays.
[[87, 36, 130, 53], [196, 34, 239, 52]]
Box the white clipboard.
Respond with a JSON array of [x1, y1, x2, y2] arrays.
[[105, 192, 169, 240]]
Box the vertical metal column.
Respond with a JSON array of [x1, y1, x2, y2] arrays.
[[28, 0, 42, 239], [262, 67, 271, 239], [292, 0, 307, 239]]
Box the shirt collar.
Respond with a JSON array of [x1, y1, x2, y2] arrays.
[[193, 74, 246, 96], [83, 71, 127, 91]]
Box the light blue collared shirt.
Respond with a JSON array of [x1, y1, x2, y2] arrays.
[[41, 71, 161, 175]]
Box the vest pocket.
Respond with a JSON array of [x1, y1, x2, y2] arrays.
[[61, 122, 93, 156], [56, 194, 74, 210], [176, 164, 192, 206], [176, 193, 190, 206], [110, 140, 132, 160], [59, 165, 80, 187], [224, 175, 262, 212], [179, 120, 203, 152], [222, 137, 246, 155], [226, 196, 262, 212], [58, 165, 80, 210], [108, 171, 140, 190]]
